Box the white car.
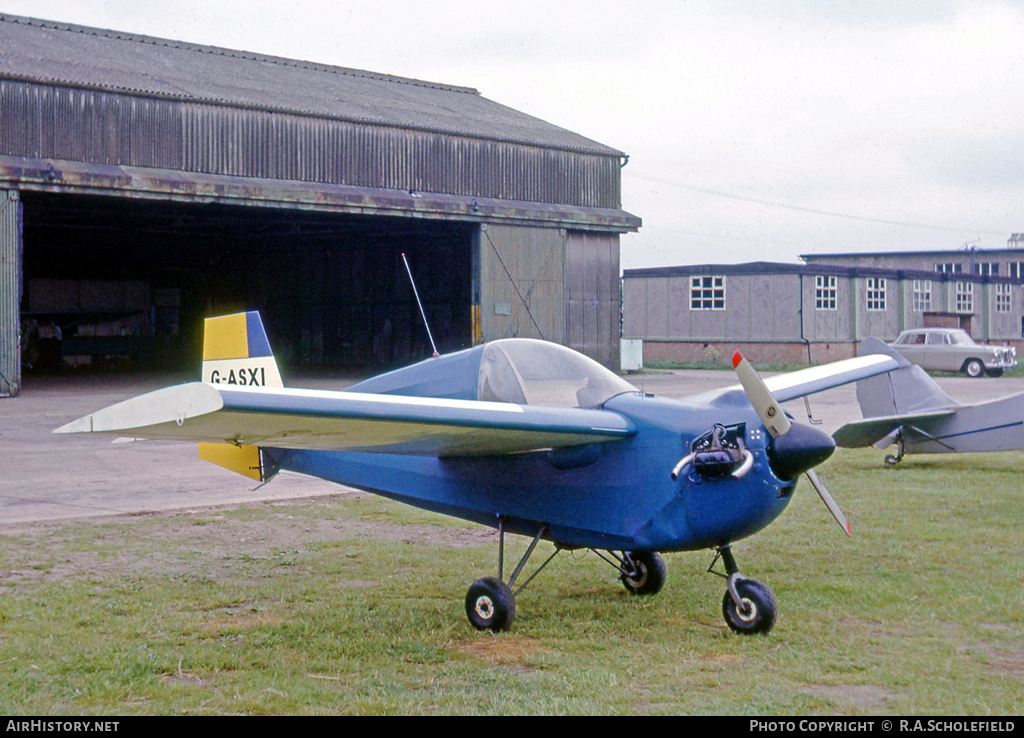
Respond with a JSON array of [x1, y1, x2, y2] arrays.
[[889, 328, 1017, 378]]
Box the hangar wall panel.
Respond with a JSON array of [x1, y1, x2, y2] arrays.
[[0, 80, 623, 210], [0, 189, 19, 395]]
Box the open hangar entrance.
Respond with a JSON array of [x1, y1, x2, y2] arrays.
[[19, 190, 474, 378]]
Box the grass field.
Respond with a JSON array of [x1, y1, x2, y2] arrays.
[[0, 448, 1021, 715]]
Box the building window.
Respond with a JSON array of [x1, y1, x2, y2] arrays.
[[996, 283, 1012, 313], [974, 262, 999, 276], [912, 280, 932, 312], [1009, 262, 1024, 280], [955, 281, 973, 313], [690, 275, 725, 310], [936, 262, 962, 273], [815, 275, 836, 310], [866, 277, 886, 311]]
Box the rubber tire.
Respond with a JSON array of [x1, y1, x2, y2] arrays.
[[620, 551, 667, 596], [964, 359, 984, 378], [722, 578, 778, 635], [465, 577, 516, 632]]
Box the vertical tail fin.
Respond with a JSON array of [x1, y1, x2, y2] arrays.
[[856, 337, 958, 418], [201, 311, 283, 388], [199, 311, 281, 481]]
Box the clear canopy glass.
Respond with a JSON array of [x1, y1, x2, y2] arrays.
[[477, 339, 637, 408]]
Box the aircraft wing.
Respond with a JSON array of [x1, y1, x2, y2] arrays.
[[54, 382, 637, 457], [761, 354, 900, 402], [700, 353, 900, 407], [831, 409, 955, 448]]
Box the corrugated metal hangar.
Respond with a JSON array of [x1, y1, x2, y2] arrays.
[[0, 14, 640, 396]]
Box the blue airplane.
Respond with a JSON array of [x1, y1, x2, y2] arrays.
[[57, 312, 898, 634]]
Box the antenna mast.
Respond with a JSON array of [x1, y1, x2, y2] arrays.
[[401, 253, 439, 358]]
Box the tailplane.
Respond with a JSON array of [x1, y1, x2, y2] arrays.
[[199, 311, 282, 481]]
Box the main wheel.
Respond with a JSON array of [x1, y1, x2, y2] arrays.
[[722, 578, 777, 635], [465, 577, 516, 632], [619, 551, 667, 596], [964, 359, 984, 378]]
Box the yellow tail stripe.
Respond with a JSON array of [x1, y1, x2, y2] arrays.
[[203, 313, 249, 361], [199, 442, 263, 481]]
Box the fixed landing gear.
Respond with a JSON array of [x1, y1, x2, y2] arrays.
[[465, 524, 778, 635], [465, 577, 516, 631], [885, 432, 906, 466], [464, 519, 673, 632], [616, 551, 667, 595], [465, 521, 559, 632], [711, 545, 778, 635]]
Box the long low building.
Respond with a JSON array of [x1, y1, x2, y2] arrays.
[[622, 260, 1023, 366]]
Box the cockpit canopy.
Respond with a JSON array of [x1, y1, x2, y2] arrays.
[[347, 337, 637, 408], [478, 339, 637, 408]]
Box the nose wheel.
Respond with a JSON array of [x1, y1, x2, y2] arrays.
[[712, 545, 778, 635], [722, 577, 777, 634]]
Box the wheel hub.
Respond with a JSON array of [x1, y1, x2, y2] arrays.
[[473, 595, 495, 620], [735, 598, 757, 622]]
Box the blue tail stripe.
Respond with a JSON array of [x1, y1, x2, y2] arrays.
[[245, 311, 273, 358]]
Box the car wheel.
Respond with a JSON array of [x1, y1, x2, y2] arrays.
[[964, 359, 984, 378]]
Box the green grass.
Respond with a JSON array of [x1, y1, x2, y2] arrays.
[[0, 450, 1021, 715]]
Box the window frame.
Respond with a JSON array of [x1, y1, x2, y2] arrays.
[[814, 275, 837, 311], [866, 277, 886, 312], [689, 275, 726, 311], [955, 281, 973, 313], [912, 279, 932, 312]]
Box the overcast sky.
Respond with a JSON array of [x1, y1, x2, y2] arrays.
[[4, 0, 1024, 271]]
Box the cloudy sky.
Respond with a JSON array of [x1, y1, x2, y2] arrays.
[[4, 1, 1024, 270]]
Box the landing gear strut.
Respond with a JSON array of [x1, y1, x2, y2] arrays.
[[885, 431, 906, 466], [465, 520, 559, 632], [711, 546, 778, 635], [465, 520, 673, 632]]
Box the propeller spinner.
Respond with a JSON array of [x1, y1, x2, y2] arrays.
[[731, 351, 851, 536]]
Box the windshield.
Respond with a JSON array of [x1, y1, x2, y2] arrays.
[[478, 339, 636, 408]]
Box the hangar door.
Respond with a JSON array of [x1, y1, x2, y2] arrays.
[[17, 191, 474, 377], [0, 190, 18, 395]]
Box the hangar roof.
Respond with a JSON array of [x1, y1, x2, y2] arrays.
[[0, 13, 622, 157]]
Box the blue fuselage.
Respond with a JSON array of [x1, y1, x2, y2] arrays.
[[265, 391, 797, 553]]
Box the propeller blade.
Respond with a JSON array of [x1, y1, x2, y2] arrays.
[[732, 350, 851, 537], [731, 351, 791, 437], [805, 468, 852, 536]]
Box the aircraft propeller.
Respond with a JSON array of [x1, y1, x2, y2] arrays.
[[731, 351, 851, 536]]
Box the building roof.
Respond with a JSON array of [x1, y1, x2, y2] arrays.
[[622, 261, 1018, 283], [0, 13, 623, 157], [800, 247, 1024, 261]]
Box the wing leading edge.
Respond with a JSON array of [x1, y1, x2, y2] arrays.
[[55, 382, 637, 457]]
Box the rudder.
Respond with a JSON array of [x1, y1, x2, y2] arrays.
[[199, 311, 281, 481]]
